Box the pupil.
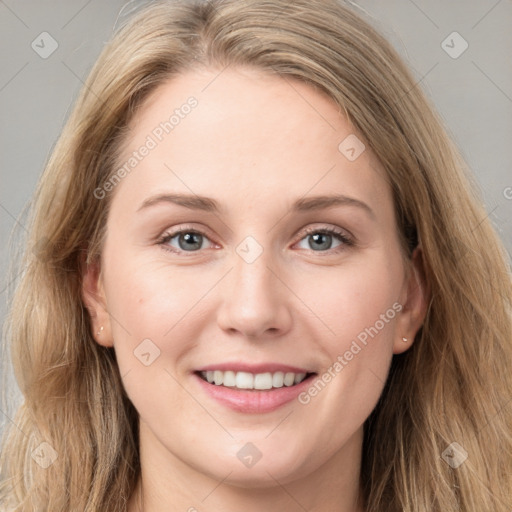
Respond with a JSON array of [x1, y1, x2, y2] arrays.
[[179, 232, 202, 251], [176, 232, 333, 251], [310, 233, 331, 250]]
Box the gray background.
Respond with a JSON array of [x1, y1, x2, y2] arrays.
[[1, 0, 511, 426]]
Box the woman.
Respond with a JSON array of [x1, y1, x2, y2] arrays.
[[1, 0, 510, 510]]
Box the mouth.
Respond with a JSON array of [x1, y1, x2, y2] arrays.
[[196, 369, 316, 390], [193, 366, 318, 413]]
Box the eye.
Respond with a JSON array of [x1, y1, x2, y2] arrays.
[[295, 227, 353, 252], [157, 228, 214, 253], [157, 225, 354, 255]]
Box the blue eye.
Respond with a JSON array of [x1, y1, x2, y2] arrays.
[[157, 226, 353, 256], [296, 228, 353, 252], [159, 231, 212, 252]]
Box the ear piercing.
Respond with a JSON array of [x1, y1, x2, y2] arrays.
[[97, 326, 104, 336], [402, 337, 408, 343]]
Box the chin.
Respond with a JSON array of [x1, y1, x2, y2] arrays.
[[216, 463, 301, 489], [194, 445, 311, 489]]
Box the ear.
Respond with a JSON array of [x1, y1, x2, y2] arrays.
[[81, 252, 114, 348], [393, 246, 429, 354]]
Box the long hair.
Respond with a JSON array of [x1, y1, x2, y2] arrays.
[[1, 1, 511, 510]]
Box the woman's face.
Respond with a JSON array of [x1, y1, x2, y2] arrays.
[[84, 67, 425, 489]]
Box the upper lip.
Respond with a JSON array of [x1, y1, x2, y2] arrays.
[[195, 362, 315, 374]]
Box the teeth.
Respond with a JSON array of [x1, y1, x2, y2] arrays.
[[235, 371, 253, 389], [272, 371, 284, 388], [213, 370, 223, 385], [223, 370, 236, 387], [283, 372, 295, 386], [294, 372, 306, 384], [254, 372, 272, 390], [201, 370, 309, 390]]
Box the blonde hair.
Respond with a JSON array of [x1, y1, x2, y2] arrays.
[[1, 0, 511, 510]]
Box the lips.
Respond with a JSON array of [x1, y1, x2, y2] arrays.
[[193, 363, 317, 413]]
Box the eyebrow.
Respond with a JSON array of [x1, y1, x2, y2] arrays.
[[293, 195, 375, 219], [137, 193, 219, 213], [137, 193, 375, 218]]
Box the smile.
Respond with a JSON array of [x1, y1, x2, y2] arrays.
[[198, 370, 311, 390], [193, 364, 318, 413]]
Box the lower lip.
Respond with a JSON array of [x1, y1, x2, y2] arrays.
[[193, 373, 316, 413]]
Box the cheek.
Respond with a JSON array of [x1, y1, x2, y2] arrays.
[[102, 260, 215, 428], [292, 255, 401, 416], [294, 254, 402, 356], [102, 256, 216, 376], [105, 249, 216, 330]]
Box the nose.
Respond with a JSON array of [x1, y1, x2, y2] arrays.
[[216, 248, 293, 339]]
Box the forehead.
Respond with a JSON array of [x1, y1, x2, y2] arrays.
[[111, 67, 391, 219]]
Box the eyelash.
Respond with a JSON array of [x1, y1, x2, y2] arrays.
[[156, 225, 354, 256], [298, 226, 354, 254]]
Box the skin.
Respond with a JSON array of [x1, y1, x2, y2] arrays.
[[83, 67, 427, 512]]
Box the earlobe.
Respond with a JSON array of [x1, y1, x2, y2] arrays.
[[393, 246, 429, 354], [81, 253, 114, 348]]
